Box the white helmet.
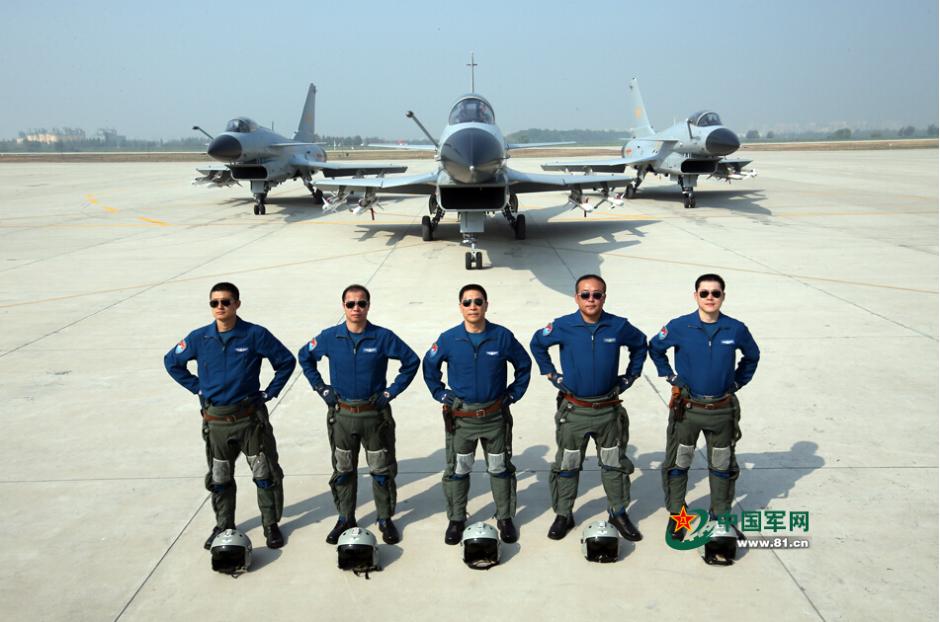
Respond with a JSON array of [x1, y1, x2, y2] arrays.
[[702, 520, 738, 566], [461, 522, 500, 569], [210, 529, 252, 574], [580, 521, 620, 563], [337, 527, 379, 573]]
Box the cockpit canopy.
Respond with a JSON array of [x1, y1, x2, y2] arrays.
[[225, 117, 258, 133], [689, 111, 722, 127], [448, 96, 496, 125]]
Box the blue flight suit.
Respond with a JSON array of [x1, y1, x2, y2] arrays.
[[530, 310, 648, 517], [298, 322, 419, 520], [164, 317, 296, 530], [648, 310, 760, 517], [422, 322, 531, 521]]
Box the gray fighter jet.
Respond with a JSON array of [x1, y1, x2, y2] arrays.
[[314, 90, 632, 270], [193, 84, 407, 215], [542, 78, 756, 209]]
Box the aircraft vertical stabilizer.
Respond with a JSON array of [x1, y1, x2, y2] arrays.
[[626, 77, 654, 138], [294, 83, 317, 142]]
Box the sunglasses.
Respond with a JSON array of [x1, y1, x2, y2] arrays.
[[698, 290, 723, 299], [209, 298, 233, 308], [579, 291, 605, 301], [344, 300, 369, 309], [461, 298, 485, 307]]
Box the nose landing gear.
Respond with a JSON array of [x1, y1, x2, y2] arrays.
[[463, 234, 484, 270]]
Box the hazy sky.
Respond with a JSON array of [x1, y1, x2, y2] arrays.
[[2, 0, 937, 140]]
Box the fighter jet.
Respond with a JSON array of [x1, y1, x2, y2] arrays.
[[192, 84, 407, 215], [314, 90, 633, 270], [541, 78, 756, 209]]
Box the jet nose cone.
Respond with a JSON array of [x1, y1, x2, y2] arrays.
[[207, 134, 242, 161], [440, 128, 504, 184], [705, 128, 740, 156]]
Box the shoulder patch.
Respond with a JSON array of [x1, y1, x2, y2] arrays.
[[307, 337, 317, 351], [175, 339, 186, 354], [542, 322, 553, 336], [429, 342, 439, 357], [657, 326, 668, 340]]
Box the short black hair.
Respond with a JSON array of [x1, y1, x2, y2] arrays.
[[341, 284, 371, 302], [695, 273, 725, 291], [210, 282, 239, 300], [575, 274, 606, 293], [459, 283, 488, 301]]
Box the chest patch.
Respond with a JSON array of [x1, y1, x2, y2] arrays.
[[603, 337, 616, 343], [307, 337, 317, 351], [485, 350, 499, 356], [175, 339, 187, 354], [363, 347, 378, 353], [720, 339, 735, 345], [235, 347, 248, 353]]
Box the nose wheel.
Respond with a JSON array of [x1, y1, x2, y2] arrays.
[[462, 233, 484, 270], [465, 251, 484, 270], [683, 191, 696, 209]]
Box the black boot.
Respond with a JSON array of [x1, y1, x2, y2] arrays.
[[326, 515, 357, 545], [547, 514, 575, 540], [444, 520, 466, 545], [497, 518, 518, 543], [609, 511, 643, 542], [264, 523, 285, 549], [667, 517, 687, 542], [377, 518, 401, 545]]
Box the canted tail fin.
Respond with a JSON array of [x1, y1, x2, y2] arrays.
[[294, 83, 317, 142], [627, 77, 654, 138]]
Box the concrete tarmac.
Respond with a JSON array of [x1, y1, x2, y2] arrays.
[[0, 150, 936, 621]]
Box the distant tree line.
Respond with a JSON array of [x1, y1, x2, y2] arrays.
[[313, 134, 433, 148], [3, 123, 937, 152], [0, 135, 208, 152], [505, 129, 629, 145], [743, 124, 938, 142]]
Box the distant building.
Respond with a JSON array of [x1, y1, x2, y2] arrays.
[[96, 128, 125, 146], [16, 127, 86, 144]]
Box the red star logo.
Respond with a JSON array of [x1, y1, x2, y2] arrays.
[[670, 506, 696, 532]]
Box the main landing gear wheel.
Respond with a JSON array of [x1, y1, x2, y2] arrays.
[[513, 214, 526, 240], [626, 184, 637, 199], [421, 215, 434, 241], [464, 251, 484, 270], [683, 194, 696, 209], [253, 192, 267, 215]]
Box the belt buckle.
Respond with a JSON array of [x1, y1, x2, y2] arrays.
[[224, 415, 236, 423], [591, 402, 602, 409], [475, 408, 486, 417]]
